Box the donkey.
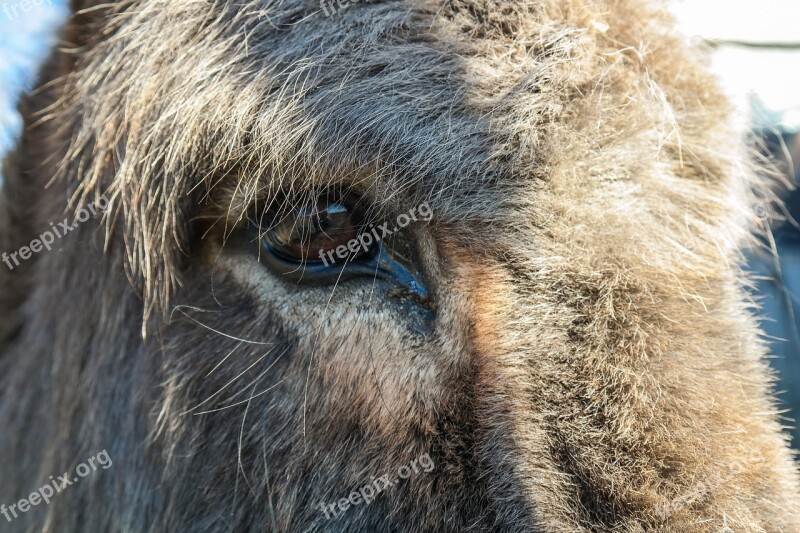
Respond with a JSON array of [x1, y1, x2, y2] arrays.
[[1, 0, 799, 531]]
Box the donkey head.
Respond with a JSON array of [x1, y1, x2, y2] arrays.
[[1, 0, 798, 531]]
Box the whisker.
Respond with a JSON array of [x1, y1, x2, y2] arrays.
[[214, 347, 290, 407], [183, 347, 277, 414], [205, 341, 244, 379], [195, 378, 287, 415], [235, 381, 258, 498], [172, 306, 274, 346]]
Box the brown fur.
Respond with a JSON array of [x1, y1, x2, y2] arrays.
[[1, 0, 799, 531]]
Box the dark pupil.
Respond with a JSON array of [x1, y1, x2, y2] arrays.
[[267, 203, 359, 262]]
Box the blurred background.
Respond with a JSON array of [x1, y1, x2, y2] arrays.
[[1, 0, 799, 448], [670, 0, 800, 450]]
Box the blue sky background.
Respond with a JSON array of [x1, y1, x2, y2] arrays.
[[0, 0, 65, 156]]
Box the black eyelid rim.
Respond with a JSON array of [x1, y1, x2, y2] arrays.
[[259, 240, 428, 299]]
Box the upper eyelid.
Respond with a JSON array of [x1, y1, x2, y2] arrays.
[[244, 190, 417, 237]]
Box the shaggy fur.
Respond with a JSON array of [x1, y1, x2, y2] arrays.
[[1, 0, 799, 531]]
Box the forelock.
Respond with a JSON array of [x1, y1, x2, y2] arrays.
[[53, 0, 745, 323]]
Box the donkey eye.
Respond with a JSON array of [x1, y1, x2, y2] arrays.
[[262, 202, 365, 264], [252, 196, 430, 302]]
